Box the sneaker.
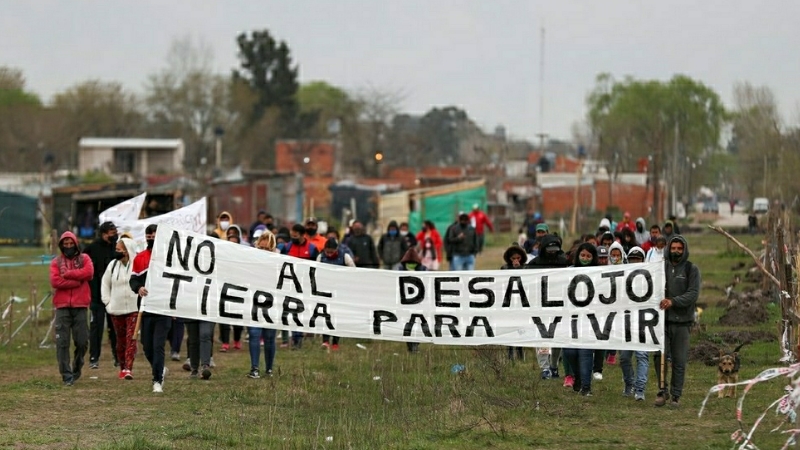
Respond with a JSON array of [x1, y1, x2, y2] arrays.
[[220, 343, 229, 352], [592, 372, 603, 381], [113, 359, 120, 368], [152, 382, 163, 393], [209, 357, 216, 368], [124, 369, 133, 380], [623, 385, 634, 397], [563, 375, 575, 388], [182, 359, 191, 372], [266, 369, 273, 377], [90, 362, 99, 370], [64, 380, 74, 387], [118, 370, 126, 380], [580, 388, 593, 397], [280, 342, 289, 348], [321, 342, 330, 350], [171, 352, 181, 361], [189, 371, 198, 379], [540, 368, 552, 380], [654, 392, 667, 407], [331, 344, 339, 351], [550, 367, 560, 379], [233, 341, 242, 350], [635, 392, 645, 401], [201, 365, 212, 380], [248, 369, 260, 379], [606, 353, 617, 365], [669, 396, 680, 408]]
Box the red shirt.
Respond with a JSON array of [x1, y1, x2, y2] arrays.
[[469, 210, 494, 235], [284, 240, 319, 260]]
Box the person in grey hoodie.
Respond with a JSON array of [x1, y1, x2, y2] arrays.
[[654, 235, 701, 408], [634, 217, 649, 245]]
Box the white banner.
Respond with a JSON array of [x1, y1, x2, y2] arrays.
[[99, 192, 147, 224], [116, 198, 207, 246], [143, 225, 666, 351]]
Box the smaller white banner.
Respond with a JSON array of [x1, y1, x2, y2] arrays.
[[99, 192, 147, 224], [116, 198, 207, 247]]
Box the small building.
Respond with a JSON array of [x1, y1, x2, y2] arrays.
[[78, 138, 185, 178]]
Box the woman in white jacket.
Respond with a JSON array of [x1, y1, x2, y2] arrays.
[[101, 237, 139, 380]]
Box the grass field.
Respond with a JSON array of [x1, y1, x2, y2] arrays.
[[0, 231, 794, 449]]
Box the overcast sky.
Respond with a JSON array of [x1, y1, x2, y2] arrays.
[[3, 0, 799, 141]]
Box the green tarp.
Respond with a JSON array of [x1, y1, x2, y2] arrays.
[[421, 186, 487, 234], [0, 191, 38, 244]]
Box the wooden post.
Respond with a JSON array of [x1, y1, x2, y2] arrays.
[[29, 277, 36, 346], [7, 291, 13, 345]]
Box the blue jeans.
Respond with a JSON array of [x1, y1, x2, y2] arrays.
[[248, 328, 277, 372], [620, 350, 650, 394], [563, 348, 594, 392], [451, 254, 475, 271]]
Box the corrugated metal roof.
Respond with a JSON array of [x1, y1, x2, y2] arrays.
[[79, 137, 183, 149]]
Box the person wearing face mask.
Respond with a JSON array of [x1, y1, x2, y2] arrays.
[[378, 220, 408, 270], [213, 212, 233, 239], [654, 235, 700, 408], [607, 242, 627, 266], [281, 223, 320, 349], [446, 213, 479, 271], [130, 224, 172, 393], [220, 225, 247, 351], [562, 242, 600, 396], [634, 218, 648, 245], [618, 245, 650, 401], [592, 241, 627, 378], [397, 248, 428, 353], [415, 220, 443, 270], [316, 238, 356, 352], [100, 237, 139, 380], [645, 236, 667, 262], [598, 231, 615, 249], [304, 218, 327, 251], [525, 234, 569, 380], [50, 230, 95, 386], [398, 222, 417, 249], [83, 221, 119, 370], [247, 230, 281, 378], [345, 220, 379, 269]]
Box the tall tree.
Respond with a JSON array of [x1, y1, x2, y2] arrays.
[[145, 36, 233, 170]]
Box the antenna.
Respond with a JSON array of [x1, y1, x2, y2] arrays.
[[536, 26, 548, 149]]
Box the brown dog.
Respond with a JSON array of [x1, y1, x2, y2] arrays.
[[717, 344, 744, 398]]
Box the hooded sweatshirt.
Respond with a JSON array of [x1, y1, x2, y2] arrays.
[[84, 231, 118, 307], [607, 241, 627, 265], [634, 218, 648, 245], [101, 238, 139, 315], [664, 235, 701, 324], [398, 247, 427, 271], [598, 218, 611, 233], [378, 220, 408, 266], [226, 224, 249, 245], [662, 220, 675, 243], [626, 246, 645, 263], [525, 235, 569, 269], [501, 245, 527, 270], [50, 231, 94, 309], [213, 211, 234, 239]]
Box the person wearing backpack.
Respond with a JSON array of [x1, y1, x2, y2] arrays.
[[377, 220, 408, 270]]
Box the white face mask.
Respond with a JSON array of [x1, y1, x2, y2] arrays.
[[220, 221, 230, 231], [610, 256, 621, 265], [400, 231, 408, 236]]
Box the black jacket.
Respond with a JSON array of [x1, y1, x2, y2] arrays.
[[664, 235, 701, 324], [83, 237, 117, 307], [446, 223, 478, 256], [347, 233, 379, 268], [525, 235, 569, 269]]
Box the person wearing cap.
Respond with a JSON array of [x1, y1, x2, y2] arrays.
[[626, 246, 645, 264], [525, 234, 569, 380], [468, 203, 494, 254], [597, 245, 609, 265], [83, 221, 119, 369], [446, 213, 479, 271], [305, 218, 327, 251], [249, 210, 267, 241], [316, 238, 355, 351]]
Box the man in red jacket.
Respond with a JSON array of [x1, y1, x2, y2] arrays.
[[468, 203, 494, 254], [49, 231, 94, 386]]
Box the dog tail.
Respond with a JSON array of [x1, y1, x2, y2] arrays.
[[733, 343, 745, 354]]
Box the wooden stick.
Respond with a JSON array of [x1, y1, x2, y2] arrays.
[[707, 225, 781, 287], [659, 351, 666, 392], [133, 311, 143, 340]]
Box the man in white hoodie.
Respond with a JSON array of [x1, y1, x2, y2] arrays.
[[101, 237, 140, 380], [634, 218, 649, 245]]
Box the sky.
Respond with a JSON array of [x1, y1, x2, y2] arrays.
[[3, 0, 800, 142]]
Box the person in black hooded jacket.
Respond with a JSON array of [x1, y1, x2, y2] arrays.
[[525, 234, 569, 379], [84, 221, 119, 369], [501, 244, 527, 360]]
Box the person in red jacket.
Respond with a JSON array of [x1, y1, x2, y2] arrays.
[[415, 220, 443, 270], [615, 212, 636, 233], [49, 231, 94, 386], [468, 204, 494, 254]]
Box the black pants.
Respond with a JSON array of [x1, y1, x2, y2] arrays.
[[322, 335, 339, 345], [141, 314, 171, 383], [55, 308, 89, 382], [654, 323, 691, 399], [168, 318, 185, 354], [507, 347, 524, 360], [186, 321, 214, 370], [219, 324, 243, 343], [89, 304, 117, 364]]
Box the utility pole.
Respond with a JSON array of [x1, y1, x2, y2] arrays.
[[539, 26, 545, 144]]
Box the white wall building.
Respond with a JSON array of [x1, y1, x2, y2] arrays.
[[78, 138, 185, 178]]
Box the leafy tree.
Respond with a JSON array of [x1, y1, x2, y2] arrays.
[[0, 67, 41, 107]]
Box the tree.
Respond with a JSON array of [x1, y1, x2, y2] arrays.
[[0, 67, 41, 107], [586, 73, 726, 221], [145, 36, 233, 170], [347, 87, 404, 176]]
